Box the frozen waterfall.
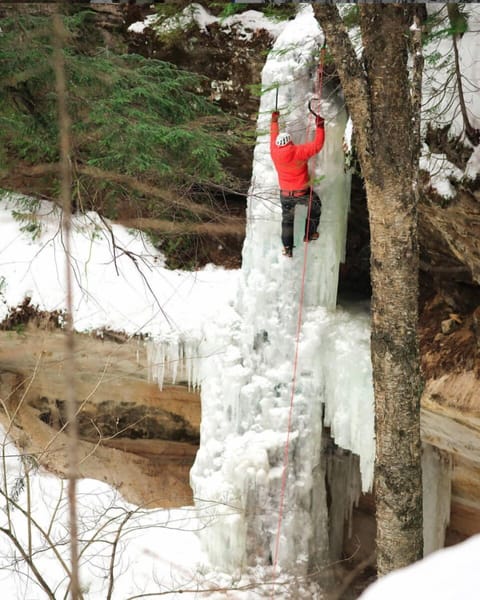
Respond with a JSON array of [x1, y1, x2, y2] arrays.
[[188, 5, 375, 576]]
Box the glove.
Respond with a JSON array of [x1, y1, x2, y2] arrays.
[[271, 111, 280, 123], [315, 115, 325, 128]]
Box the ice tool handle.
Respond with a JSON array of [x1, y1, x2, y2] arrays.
[[308, 98, 320, 118]]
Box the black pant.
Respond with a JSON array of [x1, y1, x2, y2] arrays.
[[280, 190, 321, 249]]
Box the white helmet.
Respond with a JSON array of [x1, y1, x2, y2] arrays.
[[276, 132, 292, 147]]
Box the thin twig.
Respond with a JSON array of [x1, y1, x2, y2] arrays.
[[327, 552, 376, 600], [0, 527, 56, 600], [52, 12, 80, 600], [106, 510, 134, 600]]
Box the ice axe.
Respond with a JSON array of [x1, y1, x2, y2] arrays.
[[308, 98, 320, 118]]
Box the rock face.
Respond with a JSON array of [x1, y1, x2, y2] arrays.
[[420, 187, 480, 286], [421, 373, 480, 541], [0, 327, 200, 507], [126, 6, 274, 184]]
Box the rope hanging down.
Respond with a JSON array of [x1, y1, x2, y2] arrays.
[[270, 45, 326, 595]]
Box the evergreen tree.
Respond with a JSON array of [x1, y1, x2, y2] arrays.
[[0, 10, 235, 226]]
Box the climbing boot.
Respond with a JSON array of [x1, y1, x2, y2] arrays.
[[304, 232, 320, 242]]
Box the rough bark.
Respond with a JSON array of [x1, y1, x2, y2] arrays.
[[315, 4, 423, 574]]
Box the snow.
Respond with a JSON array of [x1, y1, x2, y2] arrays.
[[1, 2, 480, 599], [127, 13, 159, 34], [0, 194, 238, 340], [128, 3, 286, 41], [421, 4, 480, 192], [0, 449, 207, 598], [359, 534, 480, 600], [466, 143, 480, 180], [150, 3, 217, 34], [419, 150, 464, 198]]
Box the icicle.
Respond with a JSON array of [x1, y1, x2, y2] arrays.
[[166, 339, 178, 385], [320, 307, 375, 492], [146, 339, 165, 391], [183, 336, 202, 391], [326, 446, 362, 560], [423, 443, 452, 556]]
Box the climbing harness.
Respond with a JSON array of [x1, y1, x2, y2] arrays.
[[270, 43, 327, 597]]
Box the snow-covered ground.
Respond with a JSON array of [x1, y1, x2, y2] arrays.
[[0, 442, 206, 598], [0, 195, 241, 598], [359, 534, 480, 600], [0, 196, 238, 339]]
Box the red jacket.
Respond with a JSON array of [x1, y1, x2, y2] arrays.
[[270, 119, 325, 192]]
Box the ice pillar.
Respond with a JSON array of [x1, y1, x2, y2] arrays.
[[423, 443, 452, 556], [190, 4, 372, 579]]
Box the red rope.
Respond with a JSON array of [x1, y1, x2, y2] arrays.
[[317, 45, 326, 106], [270, 48, 326, 596]]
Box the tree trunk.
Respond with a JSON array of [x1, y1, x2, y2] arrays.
[[315, 4, 423, 574]]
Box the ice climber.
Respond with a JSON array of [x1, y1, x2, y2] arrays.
[[270, 108, 325, 257]]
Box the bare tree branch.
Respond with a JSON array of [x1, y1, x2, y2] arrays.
[[106, 510, 134, 600], [0, 527, 56, 600]]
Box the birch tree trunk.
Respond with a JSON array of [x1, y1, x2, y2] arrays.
[[315, 4, 424, 574]]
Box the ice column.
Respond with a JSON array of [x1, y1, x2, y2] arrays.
[[190, 4, 374, 576], [423, 444, 452, 556]]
